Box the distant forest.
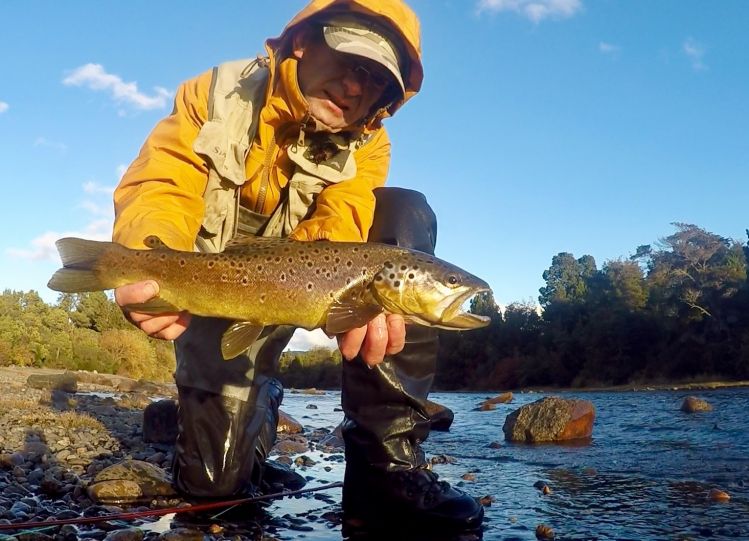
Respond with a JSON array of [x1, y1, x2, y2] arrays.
[[2, 223, 748, 390]]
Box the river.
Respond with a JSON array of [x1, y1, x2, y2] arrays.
[[258, 387, 749, 540]]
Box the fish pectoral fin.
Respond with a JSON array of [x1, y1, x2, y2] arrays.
[[325, 298, 384, 335], [123, 298, 180, 314], [221, 321, 264, 360]]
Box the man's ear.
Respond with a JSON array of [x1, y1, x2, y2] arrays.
[[291, 28, 311, 60]]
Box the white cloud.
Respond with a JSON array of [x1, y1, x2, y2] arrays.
[[6, 220, 111, 262], [285, 329, 337, 352], [63, 63, 172, 110], [0, 101, 8, 114], [34, 137, 68, 153], [7, 177, 115, 262], [477, 0, 582, 22], [683, 37, 707, 71], [599, 42, 621, 54], [83, 180, 115, 195]]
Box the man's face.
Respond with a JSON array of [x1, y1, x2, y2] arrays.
[[294, 32, 394, 131]]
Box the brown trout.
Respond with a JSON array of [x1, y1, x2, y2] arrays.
[[48, 236, 491, 359]]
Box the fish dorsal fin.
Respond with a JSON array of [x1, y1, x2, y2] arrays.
[[144, 235, 170, 250], [325, 282, 384, 335], [123, 298, 180, 314], [221, 321, 264, 360], [223, 235, 287, 252]]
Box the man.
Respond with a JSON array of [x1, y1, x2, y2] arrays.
[[112, 0, 483, 531]]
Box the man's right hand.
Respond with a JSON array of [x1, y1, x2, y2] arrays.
[[114, 280, 191, 340]]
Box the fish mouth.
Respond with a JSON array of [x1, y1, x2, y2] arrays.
[[439, 288, 492, 329]]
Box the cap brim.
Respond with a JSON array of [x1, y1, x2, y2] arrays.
[[323, 27, 405, 95]]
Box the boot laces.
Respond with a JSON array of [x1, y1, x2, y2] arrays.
[[395, 466, 451, 506]]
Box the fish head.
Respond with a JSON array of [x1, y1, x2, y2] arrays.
[[370, 251, 492, 330]]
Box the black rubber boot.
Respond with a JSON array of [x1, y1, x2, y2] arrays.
[[173, 375, 304, 498], [341, 188, 484, 531]]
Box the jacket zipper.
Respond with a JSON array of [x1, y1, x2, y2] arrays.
[[254, 132, 277, 214]]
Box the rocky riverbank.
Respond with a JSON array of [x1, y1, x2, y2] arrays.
[[0, 367, 355, 541]]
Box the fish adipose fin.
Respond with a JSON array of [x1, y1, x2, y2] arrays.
[[47, 237, 111, 292], [221, 321, 264, 360], [123, 298, 181, 314], [143, 235, 171, 250], [325, 285, 384, 335]]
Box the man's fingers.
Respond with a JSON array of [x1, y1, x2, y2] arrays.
[[114, 280, 159, 307], [338, 325, 367, 361], [385, 314, 406, 355], [134, 312, 191, 340], [360, 314, 388, 367]]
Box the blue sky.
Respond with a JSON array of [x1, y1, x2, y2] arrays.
[[1, 0, 747, 350]]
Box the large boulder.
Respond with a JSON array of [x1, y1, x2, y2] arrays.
[[503, 397, 595, 443], [88, 460, 176, 504], [278, 410, 303, 434], [680, 396, 713, 413], [143, 399, 179, 444], [425, 400, 454, 431], [27, 372, 78, 393]]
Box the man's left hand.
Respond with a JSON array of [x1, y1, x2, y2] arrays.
[[337, 313, 406, 367]]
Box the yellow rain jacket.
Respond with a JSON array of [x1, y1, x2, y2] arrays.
[[113, 0, 423, 251]]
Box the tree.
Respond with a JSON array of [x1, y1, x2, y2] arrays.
[[539, 252, 597, 308]]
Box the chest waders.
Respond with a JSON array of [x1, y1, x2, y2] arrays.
[[169, 61, 483, 531]]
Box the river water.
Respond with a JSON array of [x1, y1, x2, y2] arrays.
[[257, 387, 749, 541]]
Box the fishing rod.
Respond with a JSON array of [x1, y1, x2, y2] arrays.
[[0, 481, 343, 532]]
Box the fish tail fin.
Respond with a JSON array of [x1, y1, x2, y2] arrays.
[[47, 237, 115, 292]]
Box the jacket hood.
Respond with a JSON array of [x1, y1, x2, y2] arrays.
[[266, 0, 423, 123]]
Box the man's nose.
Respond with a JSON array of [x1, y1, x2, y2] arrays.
[[341, 69, 364, 96]]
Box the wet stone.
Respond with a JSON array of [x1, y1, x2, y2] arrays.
[[87, 460, 177, 504], [102, 528, 145, 541]]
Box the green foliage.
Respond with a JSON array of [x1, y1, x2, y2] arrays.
[[277, 347, 341, 389], [435, 223, 749, 390]]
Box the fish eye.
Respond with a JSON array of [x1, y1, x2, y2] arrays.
[[447, 275, 459, 285]]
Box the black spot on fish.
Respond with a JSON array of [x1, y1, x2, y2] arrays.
[[280, 272, 286, 281], [375, 275, 383, 281], [221, 273, 228, 282], [306, 283, 313, 291], [353, 247, 359, 252], [389, 274, 395, 279], [324, 255, 330, 262], [306, 261, 314, 268], [408, 273, 415, 279], [400, 265, 407, 271], [288, 257, 293, 263], [275, 257, 281, 262], [192, 274, 198, 282], [326, 272, 332, 279], [260, 294, 266, 303], [413, 265, 419, 270], [207, 261, 215, 269], [179, 259, 186, 267], [257, 265, 263, 272], [394, 280, 401, 287], [346, 277, 352, 285], [346, 261, 353, 268], [363, 253, 369, 259], [241, 276, 249, 286], [385, 261, 393, 269], [335, 257, 341, 264]]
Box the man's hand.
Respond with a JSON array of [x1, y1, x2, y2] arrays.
[[337, 313, 406, 367], [114, 280, 191, 340]]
